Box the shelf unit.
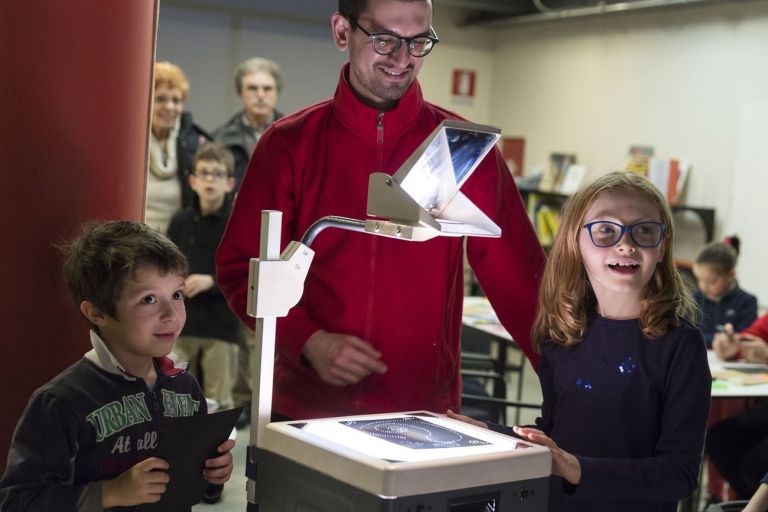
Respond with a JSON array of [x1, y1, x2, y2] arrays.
[[516, 185, 715, 245]]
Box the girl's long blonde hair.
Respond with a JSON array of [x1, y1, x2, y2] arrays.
[[532, 171, 697, 350]]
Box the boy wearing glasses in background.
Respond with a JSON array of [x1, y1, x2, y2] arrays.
[[166, 142, 239, 504], [216, 0, 546, 422]]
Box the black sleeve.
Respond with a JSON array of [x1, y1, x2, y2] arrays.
[[534, 345, 555, 436], [166, 212, 182, 241], [732, 293, 758, 333], [0, 392, 87, 511]]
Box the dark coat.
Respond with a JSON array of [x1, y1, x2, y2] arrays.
[[177, 111, 211, 208], [167, 197, 239, 344], [212, 109, 284, 190], [694, 284, 757, 348]]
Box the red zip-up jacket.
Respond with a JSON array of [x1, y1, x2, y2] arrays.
[[743, 312, 768, 339], [216, 64, 546, 420]]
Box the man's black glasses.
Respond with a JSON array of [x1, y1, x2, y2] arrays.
[[348, 18, 439, 58]]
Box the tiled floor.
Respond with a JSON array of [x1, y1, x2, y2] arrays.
[[193, 354, 543, 511]]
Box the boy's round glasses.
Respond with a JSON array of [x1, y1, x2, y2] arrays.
[[348, 17, 439, 58], [194, 170, 229, 180], [583, 221, 666, 248]]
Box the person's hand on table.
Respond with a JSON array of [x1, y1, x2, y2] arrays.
[[713, 323, 740, 361], [739, 334, 768, 363], [303, 330, 388, 386]]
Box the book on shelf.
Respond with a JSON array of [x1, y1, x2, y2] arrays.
[[525, 192, 561, 248], [558, 164, 587, 195], [625, 145, 654, 176], [647, 157, 690, 205], [539, 153, 576, 192], [535, 205, 560, 247]]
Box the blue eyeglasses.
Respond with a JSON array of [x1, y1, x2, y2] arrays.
[[583, 221, 666, 248], [194, 170, 229, 180], [348, 17, 439, 58]]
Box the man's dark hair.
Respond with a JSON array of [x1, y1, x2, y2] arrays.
[[339, 0, 369, 20], [195, 142, 236, 177], [339, 0, 432, 21], [60, 221, 188, 320]]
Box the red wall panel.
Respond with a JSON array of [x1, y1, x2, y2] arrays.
[[0, 1, 158, 472]]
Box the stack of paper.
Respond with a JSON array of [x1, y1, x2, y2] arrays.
[[711, 366, 768, 386]]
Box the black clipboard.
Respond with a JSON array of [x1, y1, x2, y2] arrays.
[[138, 406, 242, 511]]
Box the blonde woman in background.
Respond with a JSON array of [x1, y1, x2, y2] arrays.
[[146, 61, 209, 234]]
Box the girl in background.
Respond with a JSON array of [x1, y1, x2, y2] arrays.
[[450, 171, 711, 511], [692, 235, 757, 505], [692, 235, 757, 348]]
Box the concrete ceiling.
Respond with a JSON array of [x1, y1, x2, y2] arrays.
[[164, 0, 753, 29], [439, 0, 738, 26]]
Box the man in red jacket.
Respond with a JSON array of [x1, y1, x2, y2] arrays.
[[216, 0, 546, 421]]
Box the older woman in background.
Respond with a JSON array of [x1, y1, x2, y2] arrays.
[[146, 61, 209, 233]]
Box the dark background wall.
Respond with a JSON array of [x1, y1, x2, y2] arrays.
[[0, 1, 158, 473]]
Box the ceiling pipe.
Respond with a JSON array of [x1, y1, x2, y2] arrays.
[[462, 0, 729, 26]]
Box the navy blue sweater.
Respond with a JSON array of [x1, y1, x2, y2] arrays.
[[491, 316, 711, 511], [694, 284, 757, 348], [0, 338, 205, 511]]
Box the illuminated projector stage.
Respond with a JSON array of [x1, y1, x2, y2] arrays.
[[256, 411, 550, 511]]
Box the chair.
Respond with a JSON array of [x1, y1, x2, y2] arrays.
[[461, 328, 529, 424], [460, 375, 496, 422]]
